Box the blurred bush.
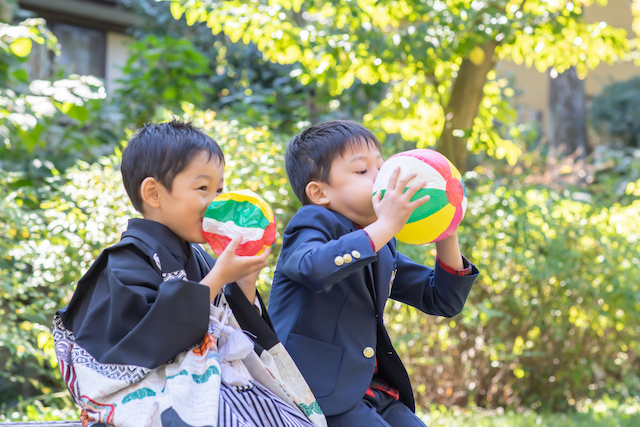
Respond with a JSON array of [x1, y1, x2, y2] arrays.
[[0, 15, 121, 417], [590, 76, 640, 148], [391, 165, 640, 411]]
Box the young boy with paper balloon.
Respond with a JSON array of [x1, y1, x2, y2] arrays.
[[52, 120, 326, 427], [268, 120, 480, 427]]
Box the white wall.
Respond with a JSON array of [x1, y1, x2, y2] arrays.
[[105, 31, 132, 94]]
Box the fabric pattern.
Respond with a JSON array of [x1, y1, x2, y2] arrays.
[[53, 301, 325, 427], [53, 312, 222, 427], [218, 381, 316, 427]]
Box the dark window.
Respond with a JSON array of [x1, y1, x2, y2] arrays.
[[28, 22, 106, 80]]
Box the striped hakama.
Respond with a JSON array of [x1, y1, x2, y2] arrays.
[[219, 381, 315, 427]]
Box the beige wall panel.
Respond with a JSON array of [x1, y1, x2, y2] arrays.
[[495, 0, 639, 133], [105, 32, 132, 94]]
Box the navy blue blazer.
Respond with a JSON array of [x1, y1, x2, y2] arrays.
[[268, 205, 478, 416]]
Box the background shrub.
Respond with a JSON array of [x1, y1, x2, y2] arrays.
[[590, 76, 640, 148]]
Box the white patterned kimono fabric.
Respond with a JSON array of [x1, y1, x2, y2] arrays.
[[53, 309, 223, 427], [53, 302, 325, 427]]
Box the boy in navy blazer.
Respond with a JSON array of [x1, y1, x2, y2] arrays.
[[268, 120, 479, 426]]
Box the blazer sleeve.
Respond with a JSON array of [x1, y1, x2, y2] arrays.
[[75, 246, 211, 369], [278, 208, 377, 293], [390, 251, 479, 318]]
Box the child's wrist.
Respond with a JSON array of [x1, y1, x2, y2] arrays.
[[364, 218, 397, 252], [373, 214, 402, 235], [200, 275, 225, 303]]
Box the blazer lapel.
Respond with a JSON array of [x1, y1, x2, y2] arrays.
[[365, 263, 376, 305], [374, 242, 396, 315]]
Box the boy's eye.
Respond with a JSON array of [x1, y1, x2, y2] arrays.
[[198, 186, 208, 191], [356, 170, 367, 174], [216, 188, 223, 194]]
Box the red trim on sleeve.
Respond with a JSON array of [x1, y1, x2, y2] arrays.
[[361, 229, 376, 253], [437, 255, 472, 276]]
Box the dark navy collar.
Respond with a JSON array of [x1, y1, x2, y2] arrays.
[[124, 218, 192, 262], [297, 204, 358, 232]]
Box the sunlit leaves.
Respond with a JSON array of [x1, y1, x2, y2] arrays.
[[388, 175, 640, 410], [9, 38, 31, 57], [499, 19, 629, 77], [172, 0, 636, 168]]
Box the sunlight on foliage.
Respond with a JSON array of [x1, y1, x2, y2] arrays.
[[170, 0, 636, 169]]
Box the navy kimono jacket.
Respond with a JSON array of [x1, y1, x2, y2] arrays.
[[58, 218, 277, 371]]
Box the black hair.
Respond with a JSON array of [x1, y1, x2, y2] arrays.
[[121, 119, 224, 213], [286, 120, 382, 205]]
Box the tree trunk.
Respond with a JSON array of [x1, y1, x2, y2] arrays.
[[548, 67, 588, 158], [436, 41, 498, 172]]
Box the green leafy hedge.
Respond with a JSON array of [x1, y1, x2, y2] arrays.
[[391, 174, 640, 411]]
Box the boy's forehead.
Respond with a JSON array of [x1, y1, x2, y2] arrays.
[[339, 142, 383, 162], [183, 152, 224, 175]]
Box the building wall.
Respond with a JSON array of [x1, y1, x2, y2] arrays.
[[105, 32, 132, 93], [18, 0, 136, 94]]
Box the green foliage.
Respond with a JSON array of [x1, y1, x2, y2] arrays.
[[0, 16, 121, 414], [170, 0, 632, 164], [117, 34, 213, 126], [590, 76, 640, 148], [388, 172, 640, 411], [589, 146, 640, 204], [0, 157, 136, 419], [121, 0, 385, 133], [420, 396, 640, 426]]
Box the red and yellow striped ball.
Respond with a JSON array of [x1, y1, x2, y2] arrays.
[[202, 189, 276, 256], [372, 149, 467, 245]]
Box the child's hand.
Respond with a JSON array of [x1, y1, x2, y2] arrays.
[[200, 237, 271, 302], [373, 167, 430, 234], [365, 167, 430, 252]]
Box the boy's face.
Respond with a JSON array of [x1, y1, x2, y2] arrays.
[[153, 151, 224, 243], [320, 143, 384, 227]]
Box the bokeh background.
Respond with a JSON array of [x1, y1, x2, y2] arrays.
[[1, 0, 639, 424]]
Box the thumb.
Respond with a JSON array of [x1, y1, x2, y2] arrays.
[[223, 235, 243, 254], [372, 190, 382, 208]]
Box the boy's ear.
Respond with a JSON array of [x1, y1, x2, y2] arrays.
[[305, 181, 330, 206], [140, 177, 161, 209]]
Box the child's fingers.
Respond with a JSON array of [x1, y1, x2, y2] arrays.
[[395, 171, 418, 193], [246, 255, 269, 274], [386, 167, 401, 191], [404, 180, 427, 200], [223, 236, 242, 254], [258, 246, 271, 262], [371, 190, 382, 208], [241, 247, 271, 267], [410, 194, 431, 208]]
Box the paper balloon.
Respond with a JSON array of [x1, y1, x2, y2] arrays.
[[372, 149, 467, 245], [202, 189, 276, 256]]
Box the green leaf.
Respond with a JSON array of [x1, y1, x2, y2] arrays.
[[65, 105, 89, 124], [170, 2, 184, 20], [11, 68, 29, 83], [10, 39, 33, 58]]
